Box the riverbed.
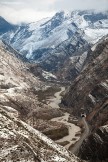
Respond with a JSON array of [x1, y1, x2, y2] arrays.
[[48, 87, 65, 108], [47, 87, 81, 149]]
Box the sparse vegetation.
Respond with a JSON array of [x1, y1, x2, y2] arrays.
[[33, 86, 61, 103]]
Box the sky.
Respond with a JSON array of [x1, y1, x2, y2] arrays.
[[0, 0, 108, 24]]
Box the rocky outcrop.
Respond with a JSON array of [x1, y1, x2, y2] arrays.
[[78, 125, 108, 162], [0, 105, 84, 162]]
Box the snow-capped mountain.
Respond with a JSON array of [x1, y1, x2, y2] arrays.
[[0, 10, 108, 80], [1, 10, 108, 58], [0, 16, 17, 35]]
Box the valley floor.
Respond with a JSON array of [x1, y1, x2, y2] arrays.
[[51, 113, 81, 149], [46, 86, 81, 149]]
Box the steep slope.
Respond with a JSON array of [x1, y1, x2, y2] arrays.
[[0, 39, 42, 118], [78, 125, 108, 161], [62, 38, 108, 118], [0, 40, 69, 141], [0, 10, 108, 79], [61, 38, 108, 161], [0, 105, 84, 162], [0, 41, 85, 161], [0, 16, 17, 35]]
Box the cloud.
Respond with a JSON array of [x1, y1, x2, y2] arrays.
[[0, 0, 108, 24], [0, 1, 22, 5], [0, 5, 55, 24], [53, 0, 108, 11], [0, 0, 56, 10], [0, 0, 55, 24]]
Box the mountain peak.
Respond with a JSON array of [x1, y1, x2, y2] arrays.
[[0, 10, 108, 75]]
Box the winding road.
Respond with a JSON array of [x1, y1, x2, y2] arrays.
[[70, 117, 90, 155]]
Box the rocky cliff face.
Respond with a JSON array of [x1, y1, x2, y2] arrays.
[[62, 38, 108, 119], [61, 38, 108, 161], [78, 125, 108, 162]]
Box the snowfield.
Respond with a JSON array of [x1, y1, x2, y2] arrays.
[[84, 28, 108, 44]]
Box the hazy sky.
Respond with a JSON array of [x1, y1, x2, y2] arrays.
[[0, 0, 108, 24]]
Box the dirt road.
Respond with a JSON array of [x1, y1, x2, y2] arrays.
[[70, 117, 90, 155]]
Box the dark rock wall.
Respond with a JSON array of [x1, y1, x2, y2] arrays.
[[78, 125, 108, 161]]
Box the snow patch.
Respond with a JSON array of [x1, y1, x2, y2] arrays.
[[84, 28, 108, 44], [42, 70, 57, 80]]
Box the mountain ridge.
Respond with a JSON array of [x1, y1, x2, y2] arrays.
[[0, 10, 108, 82], [61, 37, 108, 161]]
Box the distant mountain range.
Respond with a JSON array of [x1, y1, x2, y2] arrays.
[[0, 10, 108, 81]]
